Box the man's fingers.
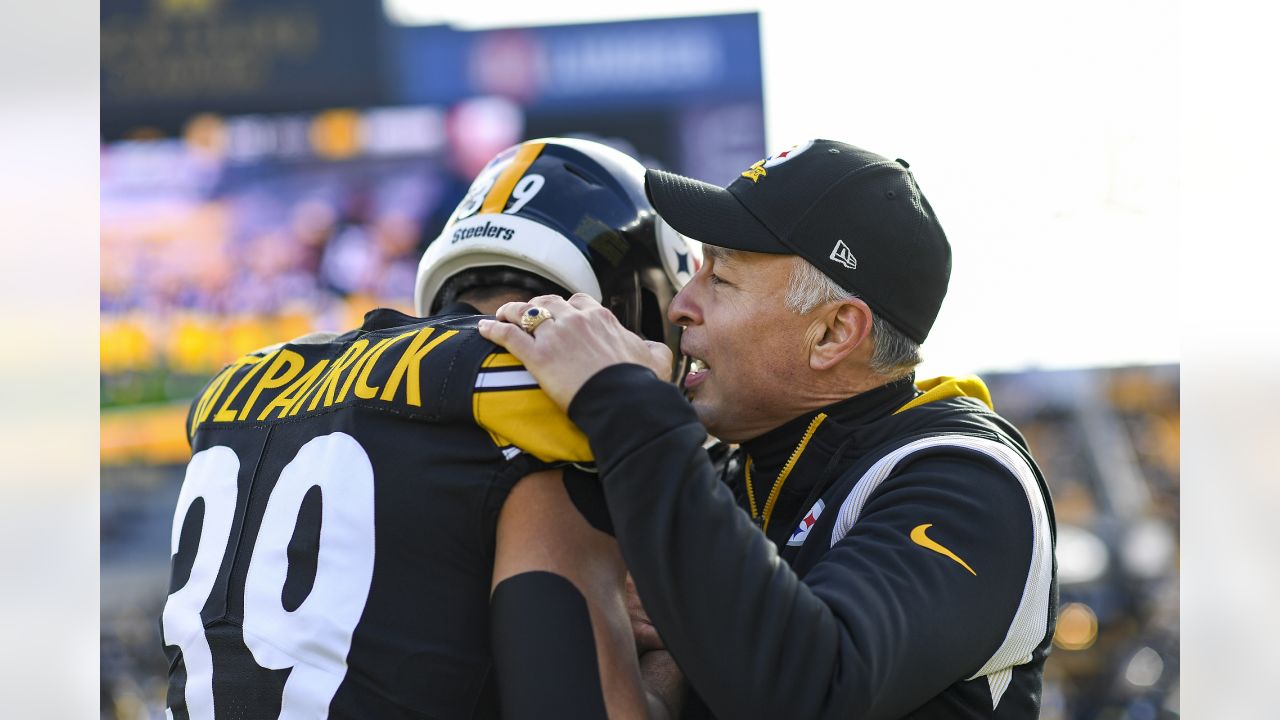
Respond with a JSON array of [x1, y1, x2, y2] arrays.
[[527, 294, 577, 317], [645, 341, 675, 381], [624, 572, 663, 651], [478, 318, 536, 359], [493, 301, 532, 324], [646, 341, 673, 365], [566, 292, 601, 310], [632, 619, 664, 653]]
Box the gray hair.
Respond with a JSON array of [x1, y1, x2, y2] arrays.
[[784, 258, 922, 379]]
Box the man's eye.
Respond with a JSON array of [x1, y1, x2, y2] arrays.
[[709, 274, 727, 286]]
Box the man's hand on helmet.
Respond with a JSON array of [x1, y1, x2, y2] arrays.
[[480, 293, 673, 411]]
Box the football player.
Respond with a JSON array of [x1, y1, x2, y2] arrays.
[[160, 138, 699, 719]]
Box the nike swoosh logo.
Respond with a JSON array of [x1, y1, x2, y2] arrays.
[[910, 523, 977, 576]]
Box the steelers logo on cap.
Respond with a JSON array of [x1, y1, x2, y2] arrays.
[[762, 139, 815, 168], [740, 140, 816, 183]]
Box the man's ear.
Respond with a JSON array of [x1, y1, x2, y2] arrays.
[[809, 298, 873, 371]]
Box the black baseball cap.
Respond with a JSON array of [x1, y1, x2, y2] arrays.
[[645, 139, 951, 344]]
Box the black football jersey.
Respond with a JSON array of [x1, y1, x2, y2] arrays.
[[161, 307, 592, 719]]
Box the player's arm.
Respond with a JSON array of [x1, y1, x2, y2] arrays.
[[492, 469, 662, 720], [626, 573, 687, 719], [479, 351, 675, 717], [638, 650, 685, 720]]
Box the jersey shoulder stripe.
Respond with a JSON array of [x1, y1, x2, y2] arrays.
[[475, 368, 539, 391], [472, 351, 592, 464]]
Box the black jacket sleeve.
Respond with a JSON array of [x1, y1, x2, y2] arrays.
[[569, 365, 1037, 720]]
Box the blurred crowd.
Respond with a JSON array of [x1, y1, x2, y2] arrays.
[[99, 132, 662, 406], [988, 367, 1180, 720], [100, 148, 462, 406]]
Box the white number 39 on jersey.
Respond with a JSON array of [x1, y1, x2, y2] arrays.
[[161, 433, 376, 719]]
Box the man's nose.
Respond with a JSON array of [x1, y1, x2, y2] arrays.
[[668, 281, 701, 327]]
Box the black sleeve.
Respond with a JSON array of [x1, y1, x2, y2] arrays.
[[569, 365, 1036, 720], [561, 465, 614, 536]]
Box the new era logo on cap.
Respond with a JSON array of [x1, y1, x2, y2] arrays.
[[829, 239, 857, 270]]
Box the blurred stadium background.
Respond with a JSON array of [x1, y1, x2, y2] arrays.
[[100, 2, 1179, 718]]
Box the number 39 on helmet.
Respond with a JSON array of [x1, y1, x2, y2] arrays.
[[414, 137, 702, 355]]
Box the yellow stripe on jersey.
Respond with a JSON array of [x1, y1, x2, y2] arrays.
[[481, 352, 525, 369], [480, 141, 545, 215], [473, 352, 593, 463]]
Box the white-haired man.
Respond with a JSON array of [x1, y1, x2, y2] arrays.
[[481, 139, 1058, 719]]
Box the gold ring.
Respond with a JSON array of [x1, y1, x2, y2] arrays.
[[519, 306, 553, 334]]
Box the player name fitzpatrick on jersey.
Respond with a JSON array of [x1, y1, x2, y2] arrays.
[[187, 307, 590, 463]]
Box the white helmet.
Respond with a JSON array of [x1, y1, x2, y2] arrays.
[[415, 137, 701, 352]]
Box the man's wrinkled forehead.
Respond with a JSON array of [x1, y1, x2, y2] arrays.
[[704, 244, 796, 270], [703, 245, 738, 263], [705, 245, 785, 265]]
